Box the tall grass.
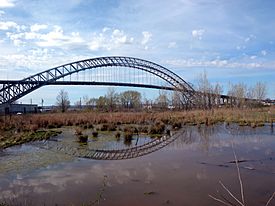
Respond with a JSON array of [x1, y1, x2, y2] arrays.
[[1, 107, 273, 132]]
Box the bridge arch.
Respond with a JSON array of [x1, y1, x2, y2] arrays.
[[0, 56, 195, 106]]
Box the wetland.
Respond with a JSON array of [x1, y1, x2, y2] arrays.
[[0, 108, 274, 206]]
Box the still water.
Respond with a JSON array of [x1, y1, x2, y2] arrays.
[[0, 124, 274, 206]]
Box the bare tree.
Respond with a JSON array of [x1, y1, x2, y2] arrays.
[[253, 81, 267, 100], [83, 95, 90, 105], [171, 91, 182, 109], [105, 88, 119, 110], [156, 90, 169, 109], [246, 82, 267, 107], [120, 90, 141, 109], [227, 83, 247, 107], [196, 71, 212, 109], [96, 96, 107, 110], [82, 95, 97, 109], [56, 89, 70, 112], [212, 82, 223, 107], [74, 98, 82, 109]]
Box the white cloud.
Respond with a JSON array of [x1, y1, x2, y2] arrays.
[[261, 50, 267, 56], [112, 29, 134, 44], [4, 24, 134, 51], [244, 34, 256, 43], [168, 41, 177, 48], [141, 31, 152, 45], [0, 0, 15, 8], [88, 28, 134, 51], [140, 31, 152, 50], [236, 45, 246, 50], [250, 55, 257, 60], [89, 33, 106, 51], [244, 37, 250, 42], [192, 29, 205, 40], [0, 21, 18, 30], [0, 48, 91, 78], [6, 30, 43, 46], [6, 31, 26, 46], [102, 27, 110, 33], [166, 58, 263, 69], [36, 25, 84, 47], [30, 24, 48, 32], [0, 10, 5, 16]]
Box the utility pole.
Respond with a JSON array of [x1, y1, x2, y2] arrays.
[[41, 99, 44, 112]]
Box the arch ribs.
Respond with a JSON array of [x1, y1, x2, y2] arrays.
[[0, 56, 195, 106]]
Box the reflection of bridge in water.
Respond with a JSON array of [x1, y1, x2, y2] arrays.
[[39, 130, 184, 160]]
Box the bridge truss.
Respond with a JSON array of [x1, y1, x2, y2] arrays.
[[0, 56, 196, 107]]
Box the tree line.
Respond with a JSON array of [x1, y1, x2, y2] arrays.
[[55, 88, 188, 112], [195, 71, 268, 109], [54, 72, 269, 112]]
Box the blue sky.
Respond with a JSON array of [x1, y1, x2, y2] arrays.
[[0, 0, 274, 105]]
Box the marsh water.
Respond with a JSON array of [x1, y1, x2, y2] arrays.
[[0, 124, 274, 206]]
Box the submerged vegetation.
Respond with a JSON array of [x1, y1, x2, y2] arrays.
[[0, 130, 61, 149]]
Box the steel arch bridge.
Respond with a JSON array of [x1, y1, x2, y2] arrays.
[[0, 56, 196, 106]]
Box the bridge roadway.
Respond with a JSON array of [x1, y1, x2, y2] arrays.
[[0, 80, 234, 101], [0, 80, 175, 91]]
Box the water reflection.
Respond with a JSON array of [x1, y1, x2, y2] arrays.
[[0, 124, 274, 206]]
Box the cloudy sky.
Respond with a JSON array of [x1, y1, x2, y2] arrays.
[[0, 0, 274, 104]]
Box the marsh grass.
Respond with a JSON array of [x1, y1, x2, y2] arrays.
[[0, 107, 274, 149], [92, 131, 98, 138], [75, 127, 88, 143], [149, 122, 165, 135], [124, 131, 133, 142], [1, 108, 273, 132], [115, 131, 121, 140]]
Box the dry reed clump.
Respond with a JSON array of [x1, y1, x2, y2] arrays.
[[75, 127, 88, 143], [92, 130, 98, 138], [123, 125, 138, 133], [171, 120, 182, 129], [78, 135, 88, 143], [138, 125, 149, 133], [149, 122, 165, 135], [100, 123, 117, 131], [100, 124, 109, 131], [115, 131, 121, 140], [124, 131, 133, 142], [75, 127, 83, 136], [107, 123, 117, 131]]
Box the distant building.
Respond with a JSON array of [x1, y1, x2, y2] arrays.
[[262, 99, 275, 106], [0, 104, 38, 115]]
